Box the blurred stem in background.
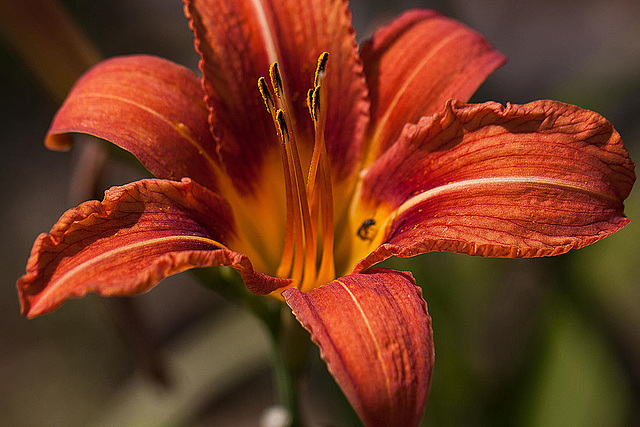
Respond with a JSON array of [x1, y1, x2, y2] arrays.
[[0, 0, 100, 101], [0, 0, 172, 388]]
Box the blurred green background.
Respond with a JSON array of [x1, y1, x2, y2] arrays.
[[1, 0, 638, 425]]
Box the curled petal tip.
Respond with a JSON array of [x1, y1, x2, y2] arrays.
[[16, 178, 286, 317]]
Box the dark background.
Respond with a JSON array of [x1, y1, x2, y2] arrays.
[[1, 0, 639, 425]]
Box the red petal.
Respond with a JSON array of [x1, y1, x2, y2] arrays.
[[361, 9, 505, 164], [262, 0, 369, 185], [184, 0, 369, 192], [352, 100, 635, 271], [17, 178, 288, 317], [46, 55, 220, 191], [283, 269, 434, 427]]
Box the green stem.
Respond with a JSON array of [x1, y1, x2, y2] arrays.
[[195, 267, 309, 425], [267, 307, 310, 426], [269, 324, 302, 426]]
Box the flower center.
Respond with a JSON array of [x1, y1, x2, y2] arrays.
[[258, 53, 335, 292]]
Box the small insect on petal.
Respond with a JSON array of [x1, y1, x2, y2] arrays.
[[357, 218, 377, 241]]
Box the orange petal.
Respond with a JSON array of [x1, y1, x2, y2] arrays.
[[361, 9, 505, 164], [184, 0, 369, 192], [283, 269, 434, 427], [17, 178, 288, 317], [352, 100, 635, 271], [46, 55, 220, 191]]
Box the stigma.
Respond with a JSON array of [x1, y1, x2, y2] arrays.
[[258, 53, 335, 292]]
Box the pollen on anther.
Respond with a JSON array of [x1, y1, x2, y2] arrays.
[[307, 88, 321, 123], [311, 86, 321, 119], [269, 62, 283, 98], [314, 52, 329, 87], [257, 76, 274, 114], [275, 109, 288, 142], [306, 88, 315, 120]]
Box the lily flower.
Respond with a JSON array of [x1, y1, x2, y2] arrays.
[[18, 0, 634, 425]]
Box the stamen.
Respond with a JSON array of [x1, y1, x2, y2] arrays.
[[306, 54, 329, 191], [314, 52, 329, 87], [273, 114, 295, 278], [311, 86, 321, 121], [276, 107, 317, 288], [286, 122, 318, 290], [269, 68, 318, 287], [316, 158, 335, 284], [257, 76, 274, 114], [273, 108, 303, 282], [306, 52, 329, 187], [269, 62, 283, 98], [275, 109, 288, 141], [306, 88, 315, 121], [258, 53, 336, 291], [304, 52, 335, 290]]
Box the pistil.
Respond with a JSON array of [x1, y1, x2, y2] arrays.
[[258, 53, 335, 291]]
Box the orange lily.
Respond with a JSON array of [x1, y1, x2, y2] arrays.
[[17, 1, 635, 425]]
